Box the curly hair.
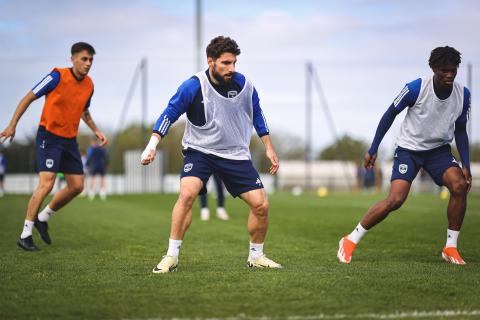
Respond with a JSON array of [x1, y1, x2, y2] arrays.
[[206, 36, 241, 59], [429, 46, 461, 68], [71, 42, 96, 55]]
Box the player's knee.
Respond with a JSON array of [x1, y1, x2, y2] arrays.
[[178, 189, 197, 207], [386, 195, 405, 211], [68, 182, 84, 195], [252, 199, 269, 217], [449, 179, 467, 197]]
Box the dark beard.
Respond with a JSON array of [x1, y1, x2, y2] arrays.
[[212, 67, 232, 85]]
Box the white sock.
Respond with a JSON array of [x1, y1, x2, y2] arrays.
[[446, 229, 460, 248], [20, 220, 34, 239], [166, 238, 183, 257], [249, 242, 264, 260], [38, 206, 56, 222], [347, 223, 368, 244]]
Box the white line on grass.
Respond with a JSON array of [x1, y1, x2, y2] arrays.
[[123, 309, 480, 320]]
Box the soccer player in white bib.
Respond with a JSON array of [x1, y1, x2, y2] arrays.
[[141, 36, 282, 273], [338, 46, 472, 265]]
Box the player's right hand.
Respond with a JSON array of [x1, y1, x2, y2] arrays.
[[364, 152, 377, 169], [0, 125, 16, 143], [462, 167, 472, 193], [141, 148, 156, 165]]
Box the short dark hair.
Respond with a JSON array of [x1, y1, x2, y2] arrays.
[[71, 42, 96, 55], [206, 36, 240, 59], [429, 46, 461, 68]]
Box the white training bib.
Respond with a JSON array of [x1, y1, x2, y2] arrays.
[[182, 72, 254, 160], [396, 76, 464, 151]]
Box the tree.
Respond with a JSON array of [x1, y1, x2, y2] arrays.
[[318, 135, 368, 161]]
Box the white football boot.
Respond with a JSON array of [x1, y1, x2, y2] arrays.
[[247, 255, 283, 269], [200, 208, 210, 221], [152, 255, 178, 273], [216, 207, 229, 220]]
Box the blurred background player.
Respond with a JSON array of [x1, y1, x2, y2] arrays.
[[79, 150, 89, 197], [55, 172, 66, 192], [199, 173, 229, 221], [0, 42, 108, 251], [141, 36, 281, 273], [86, 138, 109, 200], [338, 46, 472, 265], [0, 151, 6, 197]]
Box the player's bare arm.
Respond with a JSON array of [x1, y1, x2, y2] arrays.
[[260, 135, 279, 175], [81, 109, 108, 146], [0, 91, 37, 143]]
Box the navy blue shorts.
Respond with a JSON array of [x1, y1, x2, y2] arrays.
[[90, 165, 106, 176], [36, 127, 83, 175], [391, 145, 460, 186], [180, 148, 264, 197]]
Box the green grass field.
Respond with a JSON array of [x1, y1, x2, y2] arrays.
[[1, 192, 479, 320]]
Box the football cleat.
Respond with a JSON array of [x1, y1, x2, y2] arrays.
[[34, 217, 51, 245], [337, 236, 356, 264], [17, 236, 40, 251], [152, 255, 178, 273], [247, 255, 283, 269], [442, 247, 466, 265], [216, 207, 229, 221], [200, 208, 210, 221]]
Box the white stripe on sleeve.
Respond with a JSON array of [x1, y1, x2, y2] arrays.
[[32, 75, 53, 95]]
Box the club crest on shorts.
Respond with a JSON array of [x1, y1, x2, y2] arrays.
[[46, 159, 54, 169], [184, 163, 193, 173], [399, 163, 408, 174]]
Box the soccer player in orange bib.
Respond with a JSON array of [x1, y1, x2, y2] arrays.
[[0, 42, 108, 251]]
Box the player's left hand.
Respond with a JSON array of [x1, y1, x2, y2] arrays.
[[95, 130, 108, 147], [364, 152, 377, 169], [462, 167, 472, 193], [266, 148, 279, 175], [0, 125, 16, 143]]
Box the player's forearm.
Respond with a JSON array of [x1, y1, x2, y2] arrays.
[[81, 109, 100, 133], [8, 92, 36, 127], [260, 134, 274, 152], [454, 124, 471, 173], [143, 133, 162, 150], [368, 104, 398, 155]]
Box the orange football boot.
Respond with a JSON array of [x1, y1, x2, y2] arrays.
[[442, 247, 466, 265], [337, 236, 356, 264]]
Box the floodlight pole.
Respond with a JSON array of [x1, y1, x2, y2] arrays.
[[305, 61, 313, 191], [141, 57, 148, 192], [467, 63, 472, 142], [195, 0, 203, 72], [310, 65, 353, 192]]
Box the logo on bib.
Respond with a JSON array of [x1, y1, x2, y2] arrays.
[[46, 159, 54, 169], [399, 164, 408, 174], [184, 163, 193, 172]]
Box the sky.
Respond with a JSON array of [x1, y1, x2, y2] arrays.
[[1, 0, 479, 156]]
